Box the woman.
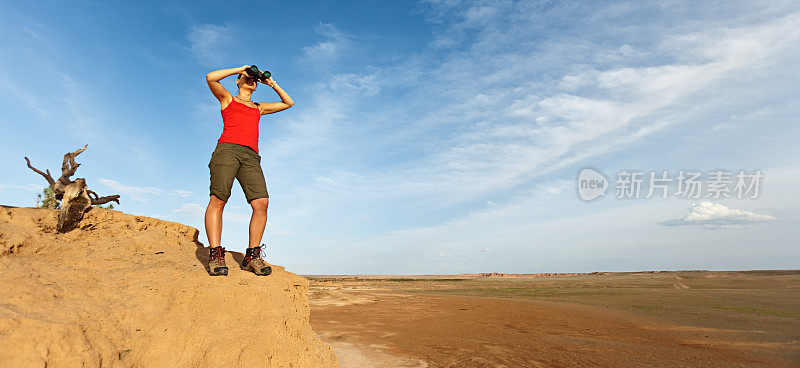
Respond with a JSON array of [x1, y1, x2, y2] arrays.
[[203, 65, 294, 276]]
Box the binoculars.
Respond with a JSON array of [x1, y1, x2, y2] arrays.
[[244, 65, 271, 82]]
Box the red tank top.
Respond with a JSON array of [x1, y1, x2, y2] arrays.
[[218, 98, 261, 153]]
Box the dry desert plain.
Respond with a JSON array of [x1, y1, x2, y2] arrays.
[[306, 271, 800, 367]]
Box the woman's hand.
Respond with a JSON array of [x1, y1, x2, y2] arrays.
[[238, 65, 250, 75], [261, 76, 276, 88]]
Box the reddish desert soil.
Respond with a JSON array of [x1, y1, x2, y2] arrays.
[[308, 272, 800, 367]]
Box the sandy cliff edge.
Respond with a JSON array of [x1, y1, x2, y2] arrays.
[[0, 205, 338, 368]]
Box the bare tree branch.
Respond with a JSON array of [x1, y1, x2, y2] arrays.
[[90, 194, 121, 206], [60, 144, 87, 183], [87, 190, 120, 205], [24, 157, 56, 187], [86, 189, 119, 204]]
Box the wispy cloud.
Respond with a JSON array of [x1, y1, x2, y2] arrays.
[[659, 201, 777, 230], [272, 5, 800, 215], [395, 9, 800, 205], [261, 69, 383, 162], [173, 203, 205, 217], [187, 23, 235, 66], [99, 179, 163, 202], [301, 23, 353, 64], [0, 183, 43, 192], [99, 179, 193, 202], [171, 190, 193, 198], [0, 73, 48, 117]]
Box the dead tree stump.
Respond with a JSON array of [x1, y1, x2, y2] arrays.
[[25, 145, 120, 233]]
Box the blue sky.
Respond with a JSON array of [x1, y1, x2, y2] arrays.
[[1, 0, 798, 274]]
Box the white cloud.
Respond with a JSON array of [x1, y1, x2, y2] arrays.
[[328, 72, 381, 96], [187, 23, 234, 66], [171, 190, 193, 197], [173, 203, 205, 217], [99, 179, 163, 202], [659, 201, 777, 230], [301, 23, 353, 64], [0, 183, 43, 192], [99, 179, 194, 202]]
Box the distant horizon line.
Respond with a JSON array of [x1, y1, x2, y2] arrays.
[[302, 269, 800, 278]]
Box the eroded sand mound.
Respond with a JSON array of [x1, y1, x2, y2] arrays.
[[0, 205, 338, 367]]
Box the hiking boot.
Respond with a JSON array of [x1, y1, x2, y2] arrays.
[[243, 244, 272, 276], [208, 246, 228, 276]]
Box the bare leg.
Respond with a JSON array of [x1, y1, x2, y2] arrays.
[[205, 194, 226, 248], [248, 198, 269, 248]]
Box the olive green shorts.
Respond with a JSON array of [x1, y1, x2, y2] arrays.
[[208, 142, 268, 203]]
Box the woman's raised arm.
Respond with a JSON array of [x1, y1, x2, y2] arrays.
[[257, 76, 294, 115], [205, 66, 247, 102]]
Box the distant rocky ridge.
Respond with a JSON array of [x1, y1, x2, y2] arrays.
[[0, 205, 338, 367]]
